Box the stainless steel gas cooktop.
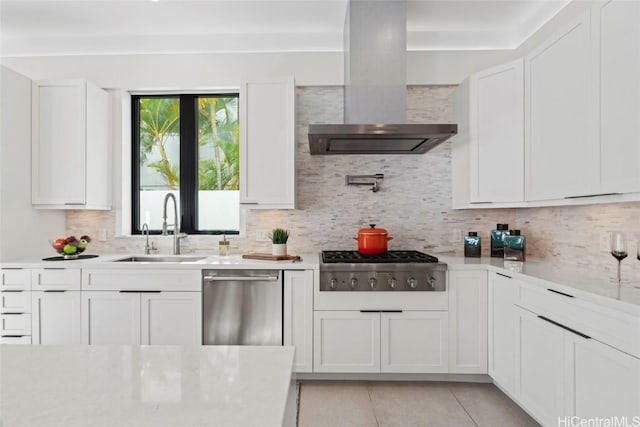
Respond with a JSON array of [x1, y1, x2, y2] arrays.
[[319, 250, 446, 292]]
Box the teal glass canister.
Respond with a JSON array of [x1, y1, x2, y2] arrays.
[[490, 224, 509, 257], [464, 232, 481, 258], [504, 229, 525, 261]]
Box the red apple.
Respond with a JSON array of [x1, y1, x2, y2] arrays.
[[52, 238, 66, 251], [66, 236, 78, 246]]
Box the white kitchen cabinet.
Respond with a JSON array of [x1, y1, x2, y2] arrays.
[[515, 306, 566, 426], [81, 291, 140, 344], [314, 310, 380, 373], [452, 59, 524, 207], [82, 291, 201, 345], [1, 268, 31, 291], [488, 272, 517, 395], [0, 268, 31, 343], [31, 79, 110, 209], [524, 11, 595, 201], [32, 268, 81, 291], [591, 0, 640, 194], [31, 291, 81, 344], [566, 332, 640, 419], [314, 309, 448, 374], [140, 292, 201, 345], [448, 270, 487, 374], [284, 270, 314, 373], [381, 311, 448, 373], [239, 77, 296, 209]]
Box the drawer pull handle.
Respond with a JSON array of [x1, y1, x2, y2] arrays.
[[359, 310, 380, 313], [381, 310, 403, 313], [496, 273, 512, 279], [547, 288, 574, 298], [2, 312, 25, 315], [118, 290, 162, 293], [43, 290, 67, 293], [538, 315, 591, 339], [2, 335, 26, 338]]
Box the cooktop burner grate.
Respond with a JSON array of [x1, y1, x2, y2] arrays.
[[322, 250, 439, 264]]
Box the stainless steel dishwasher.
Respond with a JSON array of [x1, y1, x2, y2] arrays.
[[202, 269, 282, 345]]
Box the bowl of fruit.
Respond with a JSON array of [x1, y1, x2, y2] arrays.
[[51, 235, 91, 259]]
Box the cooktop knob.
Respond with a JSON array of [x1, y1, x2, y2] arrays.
[[408, 277, 418, 289], [428, 276, 437, 289], [388, 278, 397, 289], [329, 278, 338, 290], [369, 277, 377, 289], [350, 278, 358, 289]]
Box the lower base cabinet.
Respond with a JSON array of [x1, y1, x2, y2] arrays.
[[515, 305, 640, 424], [32, 291, 81, 344], [313, 310, 448, 373], [82, 291, 200, 345]]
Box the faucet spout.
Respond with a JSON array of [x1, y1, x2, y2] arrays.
[[142, 223, 151, 254], [162, 193, 182, 255]]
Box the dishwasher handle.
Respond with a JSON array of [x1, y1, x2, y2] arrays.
[[203, 275, 279, 282]]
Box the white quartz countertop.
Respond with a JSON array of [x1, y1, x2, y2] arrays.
[[440, 255, 640, 315], [0, 253, 320, 270], [0, 345, 295, 427]]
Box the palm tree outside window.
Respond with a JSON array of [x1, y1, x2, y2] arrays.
[[131, 94, 240, 235]]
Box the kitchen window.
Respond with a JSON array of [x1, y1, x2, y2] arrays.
[[131, 94, 240, 235]]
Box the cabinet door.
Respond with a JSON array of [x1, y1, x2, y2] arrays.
[[381, 311, 448, 373], [488, 272, 517, 394], [313, 311, 380, 373], [592, 0, 640, 194], [240, 77, 295, 208], [566, 333, 640, 419], [449, 270, 488, 373], [472, 59, 524, 203], [515, 307, 566, 426], [32, 80, 86, 205], [140, 292, 201, 345], [1, 269, 31, 291], [81, 291, 141, 344], [32, 268, 81, 291], [31, 291, 81, 344], [525, 11, 595, 200], [284, 270, 314, 373]]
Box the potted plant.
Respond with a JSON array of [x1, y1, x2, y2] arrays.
[[269, 228, 290, 256]]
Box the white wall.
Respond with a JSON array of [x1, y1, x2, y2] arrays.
[[0, 66, 65, 261]]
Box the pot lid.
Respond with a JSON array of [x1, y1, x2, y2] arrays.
[[358, 224, 388, 235]]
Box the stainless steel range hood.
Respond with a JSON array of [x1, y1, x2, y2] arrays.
[[308, 0, 457, 155]]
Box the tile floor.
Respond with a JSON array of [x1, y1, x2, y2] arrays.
[[297, 381, 540, 427]]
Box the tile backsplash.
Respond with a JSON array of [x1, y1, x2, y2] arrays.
[[67, 85, 640, 281]]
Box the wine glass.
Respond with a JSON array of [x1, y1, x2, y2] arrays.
[[610, 231, 628, 290]]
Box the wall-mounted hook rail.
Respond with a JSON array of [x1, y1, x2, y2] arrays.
[[345, 173, 384, 192]]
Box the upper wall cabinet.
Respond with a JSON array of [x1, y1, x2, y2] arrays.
[[452, 59, 524, 208], [32, 80, 111, 209], [239, 77, 296, 209], [524, 10, 595, 201], [591, 0, 640, 194]]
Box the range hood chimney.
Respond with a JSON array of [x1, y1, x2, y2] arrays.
[[308, 0, 457, 155]]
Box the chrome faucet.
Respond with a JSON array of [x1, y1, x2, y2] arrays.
[[162, 193, 185, 255], [142, 223, 151, 254]]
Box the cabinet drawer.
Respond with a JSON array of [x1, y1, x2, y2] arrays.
[[32, 268, 81, 291], [1, 269, 31, 291], [516, 282, 640, 358], [0, 336, 31, 344], [1, 313, 31, 336], [82, 269, 201, 291], [1, 291, 31, 314]]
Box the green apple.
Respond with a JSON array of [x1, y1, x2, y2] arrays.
[[63, 244, 77, 255], [78, 239, 88, 249]]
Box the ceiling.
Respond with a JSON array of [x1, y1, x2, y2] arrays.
[[0, 0, 570, 57]]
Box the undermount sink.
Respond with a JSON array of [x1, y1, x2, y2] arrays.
[[112, 256, 207, 263]]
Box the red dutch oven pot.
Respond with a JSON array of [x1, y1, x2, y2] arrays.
[[353, 224, 393, 254]]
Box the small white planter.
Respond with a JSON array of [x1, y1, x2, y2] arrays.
[[272, 243, 287, 256]]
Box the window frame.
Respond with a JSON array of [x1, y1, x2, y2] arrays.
[[131, 93, 240, 236]]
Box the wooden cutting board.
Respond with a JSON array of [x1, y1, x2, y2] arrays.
[[242, 253, 302, 262]]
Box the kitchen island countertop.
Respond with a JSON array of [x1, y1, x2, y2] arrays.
[[0, 345, 296, 427]]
